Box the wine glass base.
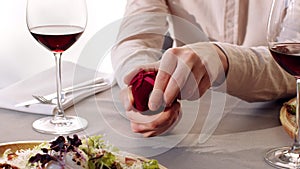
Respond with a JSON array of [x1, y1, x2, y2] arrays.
[[265, 146, 300, 168], [32, 116, 88, 135]]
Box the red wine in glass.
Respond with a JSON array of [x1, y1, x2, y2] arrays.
[[30, 25, 84, 53], [270, 43, 300, 78]]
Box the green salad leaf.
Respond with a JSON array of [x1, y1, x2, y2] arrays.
[[142, 159, 160, 169]]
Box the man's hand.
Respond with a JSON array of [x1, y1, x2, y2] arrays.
[[120, 42, 228, 137]]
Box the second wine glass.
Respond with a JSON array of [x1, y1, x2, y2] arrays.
[[26, 0, 88, 134], [265, 0, 300, 168]]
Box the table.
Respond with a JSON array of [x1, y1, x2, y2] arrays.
[[0, 84, 293, 169]]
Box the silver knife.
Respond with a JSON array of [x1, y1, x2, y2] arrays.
[[14, 79, 108, 107]]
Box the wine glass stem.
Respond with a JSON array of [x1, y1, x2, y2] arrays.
[[293, 78, 300, 148], [53, 52, 65, 119]]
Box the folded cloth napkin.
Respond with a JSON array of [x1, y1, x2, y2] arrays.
[[0, 61, 114, 115]]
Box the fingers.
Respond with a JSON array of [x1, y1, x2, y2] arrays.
[[148, 51, 177, 110], [120, 86, 134, 111], [180, 65, 206, 100], [187, 74, 210, 100], [126, 101, 181, 137], [121, 62, 160, 113], [163, 58, 190, 106], [123, 46, 211, 113], [149, 48, 205, 108], [149, 48, 189, 110]]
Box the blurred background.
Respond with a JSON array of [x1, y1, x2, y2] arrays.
[[0, 0, 126, 88]]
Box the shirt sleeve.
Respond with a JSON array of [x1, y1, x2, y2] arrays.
[[111, 0, 170, 88], [216, 42, 296, 102]]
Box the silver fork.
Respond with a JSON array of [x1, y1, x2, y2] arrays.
[[32, 95, 55, 104], [32, 82, 108, 104]]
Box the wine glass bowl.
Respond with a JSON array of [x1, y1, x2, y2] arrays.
[[26, 0, 88, 134], [265, 0, 300, 168]]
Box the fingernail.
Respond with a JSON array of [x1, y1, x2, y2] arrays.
[[149, 102, 159, 111], [149, 89, 163, 111]]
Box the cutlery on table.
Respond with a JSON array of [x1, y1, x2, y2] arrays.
[[33, 82, 108, 104], [14, 78, 108, 107], [32, 95, 55, 105]]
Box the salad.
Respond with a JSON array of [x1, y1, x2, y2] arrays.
[[0, 135, 161, 169], [284, 101, 296, 115]]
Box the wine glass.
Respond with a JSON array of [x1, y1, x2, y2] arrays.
[[265, 0, 300, 168], [26, 0, 88, 134]]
